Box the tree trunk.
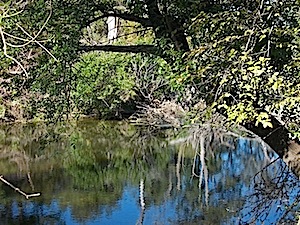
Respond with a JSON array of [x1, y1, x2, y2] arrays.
[[245, 116, 300, 177]]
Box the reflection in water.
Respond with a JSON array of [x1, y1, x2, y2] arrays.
[[240, 159, 300, 224], [0, 119, 298, 225]]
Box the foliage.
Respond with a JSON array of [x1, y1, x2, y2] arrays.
[[72, 51, 175, 118], [0, 1, 39, 121], [178, 0, 300, 135], [72, 52, 135, 118], [0, 0, 299, 141]]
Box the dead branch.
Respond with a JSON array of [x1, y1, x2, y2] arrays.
[[0, 175, 41, 199], [129, 101, 185, 128]]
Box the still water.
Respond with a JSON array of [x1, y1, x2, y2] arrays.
[[0, 119, 299, 225]]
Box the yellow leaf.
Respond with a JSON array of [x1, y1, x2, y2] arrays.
[[262, 121, 273, 128]]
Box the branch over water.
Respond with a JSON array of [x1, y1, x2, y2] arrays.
[[0, 175, 41, 199]]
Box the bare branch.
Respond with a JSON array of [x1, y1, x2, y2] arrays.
[[0, 26, 29, 77], [0, 175, 41, 199], [16, 24, 58, 61], [3, 9, 23, 18]]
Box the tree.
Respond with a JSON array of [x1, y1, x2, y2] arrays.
[[183, 0, 300, 159], [1, 0, 300, 163]]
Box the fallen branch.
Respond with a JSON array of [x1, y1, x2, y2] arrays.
[[0, 175, 41, 199]]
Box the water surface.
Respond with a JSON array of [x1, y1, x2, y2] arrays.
[[0, 120, 299, 225]]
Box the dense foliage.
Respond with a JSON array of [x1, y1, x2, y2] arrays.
[[0, 0, 299, 139], [185, 0, 300, 132], [72, 52, 135, 117]]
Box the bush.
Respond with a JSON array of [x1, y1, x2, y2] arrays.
[[72, 51, 176, 119], [72, 52, 136, 118]]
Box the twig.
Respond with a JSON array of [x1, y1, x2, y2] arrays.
[[0, 0, 57, 75], [253, 157, 281, 179], [6, 0, 53, 49], [0, 175, 41, 199], [16, 24, 58, 61], [0, 26, 29, 77], [3, 9, 24, 19]]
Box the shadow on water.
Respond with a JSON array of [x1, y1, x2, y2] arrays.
[[0, 119, 298, 225]]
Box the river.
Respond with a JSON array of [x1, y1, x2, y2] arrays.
[[0, 119, 299, 224]]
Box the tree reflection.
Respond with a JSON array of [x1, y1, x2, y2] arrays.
[[0, 120, 298, 224], [0, 201, 66, 225], [240, 158, 300, 224]]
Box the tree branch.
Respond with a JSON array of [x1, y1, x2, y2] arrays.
[[79, 44, 159, 55], [85, 13, 152, 27], [0, 175, 41, 199]]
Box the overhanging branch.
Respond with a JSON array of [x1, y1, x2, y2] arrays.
[[86, 13, 152, 27], [79, 44, 159, 55]]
